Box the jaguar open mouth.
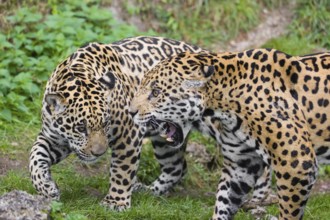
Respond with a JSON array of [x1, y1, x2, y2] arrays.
[[158, 120, 184, 146], [77, 153, 99, 163]]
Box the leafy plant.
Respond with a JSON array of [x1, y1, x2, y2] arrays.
[[0, 0, 150, 126]]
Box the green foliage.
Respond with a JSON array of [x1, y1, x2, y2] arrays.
[[0, 0, 149, 125]]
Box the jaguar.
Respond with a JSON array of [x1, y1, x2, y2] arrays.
[[29, 36, 204, 210], [130, 49, 330, 219]]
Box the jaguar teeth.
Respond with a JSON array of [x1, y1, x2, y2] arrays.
[[166, 137, 174, 142], [160, 134, 167, 138]]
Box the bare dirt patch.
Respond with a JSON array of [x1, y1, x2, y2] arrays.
[[214, 2, 296, 52], [312, 179, 330, 195], [108, 0, 149, 32], [0, 153, 29, 176]]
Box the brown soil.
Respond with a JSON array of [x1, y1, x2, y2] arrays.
[[215, 2, 296, 52], [0, 153, 29, 176]]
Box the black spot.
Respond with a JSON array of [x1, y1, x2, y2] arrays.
[[253, 50, 263, 60], [123, 179, 129, 186], [230, 182, 242, 195], [282, 150, 288, 155], [130, 170, 136, 180], [131, 156, 137, 164], [291, 208, 300, 217], [279, 59, 285, 67], [302, 161, 313, 170], [120, 165, 129, 171], [290, 89, 298, 100], [291, 160, 299, 168], [290, 73, 299, 84], [246, 49, 253, 57], [203, 109, 214, 116], [99, 71, 116, 90], [245, 96, 253, 104], [291, 150, 298, 157], [239, 181, 251, 194], [316, 146, 328, 156], [299, 189, 307, 195], [292, 194, 300, 203], [283, 172, 291, 180], [304, 75, 311, 82], [116, 143, 126, 150], [282, 195, 290, 202], [229, 196, 241, 205], [291, 177, 300, 186]]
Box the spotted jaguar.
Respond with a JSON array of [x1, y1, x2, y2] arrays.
[[29, 36, 205, 210], [130, 49, 330, 219]]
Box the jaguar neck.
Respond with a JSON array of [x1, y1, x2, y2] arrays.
[[204, 48, 297, 114]]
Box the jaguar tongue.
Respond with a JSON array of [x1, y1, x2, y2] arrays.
[[166, 123, 177, 142]]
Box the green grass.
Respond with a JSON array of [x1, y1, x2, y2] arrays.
[[1, 124, 330, 220], [123, 0, 284, 47], [2, 151, 330, 219], [263, 0, 330, 55]]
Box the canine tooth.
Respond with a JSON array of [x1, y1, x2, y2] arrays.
[[160, 134, 167, 138], [166, 137, 174, 142]]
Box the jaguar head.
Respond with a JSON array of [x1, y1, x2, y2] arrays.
[[130, 53, 215, 148], [43, 53, 120, 162]]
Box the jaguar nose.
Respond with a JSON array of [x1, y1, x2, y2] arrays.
[[91, 147, 106, 157], [129, 110, 138, 118]]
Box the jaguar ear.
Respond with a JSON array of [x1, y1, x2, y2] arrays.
[[183, 65, 215, 89], [45, 93, 67, 115], [98, 71, 116, 90]]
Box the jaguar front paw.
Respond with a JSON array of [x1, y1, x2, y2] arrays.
[[132, 182, 148, 192], [100, 196, 131, 212], [36, 181, 60, 200]]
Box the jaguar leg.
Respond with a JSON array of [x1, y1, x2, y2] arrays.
[[269, 137, 317, 220], [213, 154, 265, 220], [145, 136, 187, 195], [250, 165, 273, 202], [101, 123, 145, 211], [272, 154, 317, 219], [29, 133, 71, 200]]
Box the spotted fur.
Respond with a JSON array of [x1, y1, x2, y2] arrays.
[[29, 36, 205, 210], [130, 49, 330, 219]]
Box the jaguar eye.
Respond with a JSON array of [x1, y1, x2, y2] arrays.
[[77, 126, 86, 133], [151, 89, 160, 97], [76, 122, 87, 134]]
